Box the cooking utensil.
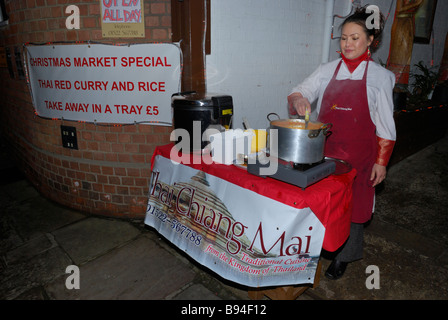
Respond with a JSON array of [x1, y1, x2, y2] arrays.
[[305, 109, 310, 129], [266, 113, 332, 164], [171, 92, 234, 151]]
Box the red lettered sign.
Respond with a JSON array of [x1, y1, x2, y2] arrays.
[[25, 43, 181, 126]]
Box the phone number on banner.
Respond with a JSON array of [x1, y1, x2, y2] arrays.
[[147, 204, 202, 246]]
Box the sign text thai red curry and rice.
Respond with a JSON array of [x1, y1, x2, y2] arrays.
[[25, 43, 180, 125]]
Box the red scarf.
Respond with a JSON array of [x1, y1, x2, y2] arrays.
[[339, 49, 371, 73]]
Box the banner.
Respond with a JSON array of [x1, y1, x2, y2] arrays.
[[145, 155, 326, 288], [25, 43, 181, 125]]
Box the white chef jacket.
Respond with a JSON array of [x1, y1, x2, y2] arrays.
[[289, 58, 397, 141]]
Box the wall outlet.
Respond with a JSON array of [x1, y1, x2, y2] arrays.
[[61, 125, 78, 149]]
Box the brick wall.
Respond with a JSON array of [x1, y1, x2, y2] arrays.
[[0, 0, 172, 218]]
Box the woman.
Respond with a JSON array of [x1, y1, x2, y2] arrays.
[[288, 6, 396, 280]]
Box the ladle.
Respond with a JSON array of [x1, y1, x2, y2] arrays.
[[305, 109, 310, 129]]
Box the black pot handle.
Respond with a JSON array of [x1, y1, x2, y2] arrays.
[[267, 113, 280, 122], [322, 123, 333, 136], [308, 123, 333, 139]]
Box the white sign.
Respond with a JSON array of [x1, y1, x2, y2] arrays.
[[25, 43, 181, 125], [145, 155, 326, 288]]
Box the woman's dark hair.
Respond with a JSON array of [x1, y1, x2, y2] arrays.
[[341, 5, 385, 52]]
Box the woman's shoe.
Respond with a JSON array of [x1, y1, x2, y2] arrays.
[[325, 259, 348, 280]]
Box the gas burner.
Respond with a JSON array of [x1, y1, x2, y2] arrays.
[[292, 159, 326, 171], [247, 155, 336, 189]]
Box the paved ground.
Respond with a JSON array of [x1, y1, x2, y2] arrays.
[[1, 132, 447, 303]]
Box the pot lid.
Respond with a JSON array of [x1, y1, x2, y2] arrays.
[[172, 92, 233, 108]]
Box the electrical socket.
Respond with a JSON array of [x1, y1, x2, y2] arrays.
[[61, 125, 78, 150]]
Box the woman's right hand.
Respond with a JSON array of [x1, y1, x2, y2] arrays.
[[287, 92, 311, 116]]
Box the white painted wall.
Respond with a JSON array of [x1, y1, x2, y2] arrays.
[[206, 0, 329, 130]]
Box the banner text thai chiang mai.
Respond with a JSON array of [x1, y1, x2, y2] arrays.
[[145, 155, 326, 288]]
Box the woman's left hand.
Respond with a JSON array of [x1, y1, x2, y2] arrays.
[[370, 164, 387, 187]]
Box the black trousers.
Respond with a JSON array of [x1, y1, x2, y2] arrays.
[[335, 222, 364, 262]]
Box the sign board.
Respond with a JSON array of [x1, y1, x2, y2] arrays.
[[145, 155, 326, 288], [101, 0, 145, 38], [25, 43, 181, 125]]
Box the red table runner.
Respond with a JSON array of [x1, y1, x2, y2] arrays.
[[152, 144, 355, 252]]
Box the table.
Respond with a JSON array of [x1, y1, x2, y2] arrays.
[[147, 144, 356, 297], [151, 144, 356, 252]]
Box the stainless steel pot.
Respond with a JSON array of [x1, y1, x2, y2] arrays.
[[267, 113, 332, 164]]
